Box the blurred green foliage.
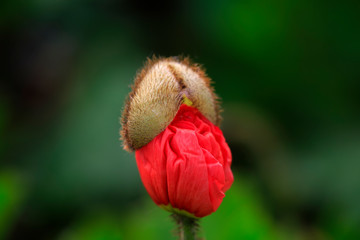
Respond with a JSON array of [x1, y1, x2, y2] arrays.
[[1, 0, 359, 239], [0, 171, 24, 239], [58, 212, 124, 240], [56, 177, 287, 240], [202, 177, 281, 240]]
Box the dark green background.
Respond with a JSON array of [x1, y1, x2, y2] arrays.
[[1, 0, 359, 239]]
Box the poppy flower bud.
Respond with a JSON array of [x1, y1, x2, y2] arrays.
[[121, 57, 233, 218]]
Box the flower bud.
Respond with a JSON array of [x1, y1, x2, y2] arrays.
[[120, 57, 233, 218]]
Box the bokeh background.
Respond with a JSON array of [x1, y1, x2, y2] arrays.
[[1, 0, 360, 239]]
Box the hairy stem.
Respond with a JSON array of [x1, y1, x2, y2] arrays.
[[172, 213, 199, 240]]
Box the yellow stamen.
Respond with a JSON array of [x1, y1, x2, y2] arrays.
[[183, 95, 193, 106]]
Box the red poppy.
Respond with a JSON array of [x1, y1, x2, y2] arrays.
[[135, 104, 234, 218]]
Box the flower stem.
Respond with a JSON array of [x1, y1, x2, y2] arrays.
[[172, 213, 199, 240]]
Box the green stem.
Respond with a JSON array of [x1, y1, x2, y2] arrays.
[[172, 213, 199, 240]]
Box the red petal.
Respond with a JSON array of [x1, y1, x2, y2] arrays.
[[166, 127, 214, 217], [135, 105, 233, 217], [135, 129, 173, 206]]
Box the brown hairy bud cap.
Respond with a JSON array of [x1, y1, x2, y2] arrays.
[[120, 56, 221, 151]]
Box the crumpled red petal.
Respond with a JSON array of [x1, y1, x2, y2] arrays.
[[135, 105, 234, 217]]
